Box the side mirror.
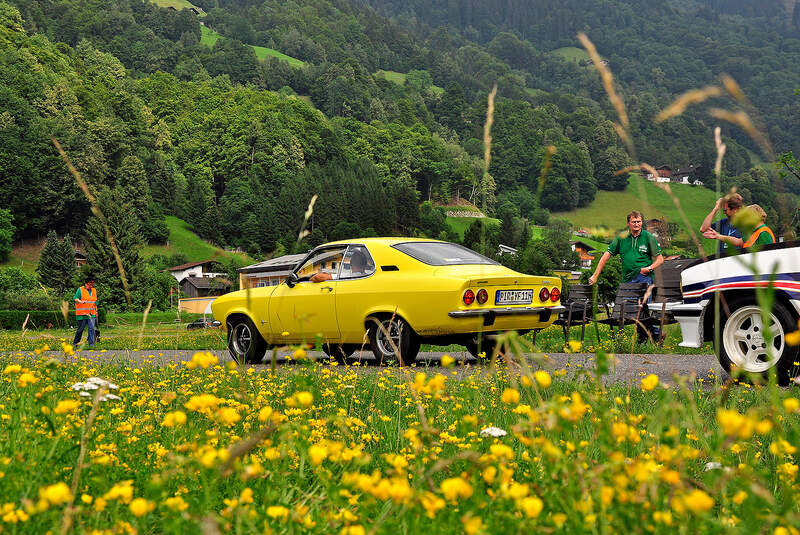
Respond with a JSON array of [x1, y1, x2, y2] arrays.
[[286, 272, 299, 288]]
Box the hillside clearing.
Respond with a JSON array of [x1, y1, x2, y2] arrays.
[[200, 26, 305, 67], [141, 216, 252, 264], [550, 47, 592, 62], [150, 0, 203, 11], [446, 216, 500, 240], [374, 70, 445, 94], [554, 176, 718, 249]]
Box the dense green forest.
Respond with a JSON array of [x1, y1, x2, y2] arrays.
[[0, 0, 799, 309]]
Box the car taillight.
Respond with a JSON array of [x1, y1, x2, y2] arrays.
[[550, 287, 561, 302], [463, 289, 475, 305], [476, 288, 488, 304], [538, 288, 550, 302]]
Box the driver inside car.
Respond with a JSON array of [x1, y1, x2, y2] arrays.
[[311, 249, 368, 282]]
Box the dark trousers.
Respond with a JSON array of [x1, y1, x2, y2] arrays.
[[627, 273, 661, 343], [74, 316, 96, 346]]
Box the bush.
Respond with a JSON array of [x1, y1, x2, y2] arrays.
[[0, 308, 107, 330], [0, 267, 38, 294], [0, 291, 61, 311]]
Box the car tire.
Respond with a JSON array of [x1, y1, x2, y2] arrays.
[[367, 316, 420, 366], [322, 343, 357, 364], [464, 333, 500, 361], [717, 296, 800, 386], [227, 316, 268, 364]]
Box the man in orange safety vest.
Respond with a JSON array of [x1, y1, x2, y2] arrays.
[[73, 277, 98, 347]]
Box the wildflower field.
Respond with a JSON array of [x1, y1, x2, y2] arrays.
[[2, 348, 799, 534], [0, 318, 711, 355]]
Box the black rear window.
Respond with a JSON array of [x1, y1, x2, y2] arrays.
[[393, 242, 498, 266]]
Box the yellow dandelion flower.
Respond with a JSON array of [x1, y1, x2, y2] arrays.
[[129, 498, 154, 517], [534, 370, 552, 388], [53, 399, 81, 415], [267, 505, 290, 520], [501, 388, 520, 404], [161, 411, 187, 427], [441, 355, 455, 367], [641, 374, 659, 391]]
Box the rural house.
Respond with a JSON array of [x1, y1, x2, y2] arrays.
[[645, 218, 670, 246], [570, 240, 596, 269], [167, 260, 227, 283], [179, 276, 231, 298], [238, 253, 306, 289], [674, 165, 696, 184]]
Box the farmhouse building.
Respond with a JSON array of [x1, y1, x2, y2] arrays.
[[238, 253, 306, 289], [645, 218, 670, 247], [570, 240, 596, 269], [167, 260, 226, 283], [180, 276, 231, 298]]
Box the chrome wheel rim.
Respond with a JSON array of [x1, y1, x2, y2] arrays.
[[376, 319, 403, 357], [723, 305, 783, 373], [231, 323, 252, 356]]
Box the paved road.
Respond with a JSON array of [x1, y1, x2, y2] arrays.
[[13, 349, 725, 385]]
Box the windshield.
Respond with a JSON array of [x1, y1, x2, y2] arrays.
[[393, 242, 498, 266]]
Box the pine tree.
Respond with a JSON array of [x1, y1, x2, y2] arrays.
[[58, 233, 78, 294], [81, 187, 144, 309], [37, 230, 63, 292]]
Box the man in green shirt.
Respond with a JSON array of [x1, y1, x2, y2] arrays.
[[589, 210, 664, 342]]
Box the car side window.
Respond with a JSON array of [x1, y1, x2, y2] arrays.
[[295, 247, 347, 281], [339, 245, 376, 280]]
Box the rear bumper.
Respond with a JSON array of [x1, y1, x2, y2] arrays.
[[449, 305, 565, 326]]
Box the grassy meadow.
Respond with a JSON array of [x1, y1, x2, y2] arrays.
[[374, 70, 445, 94], [141, 216, 252, 264], [1, 345, 799, 533], [550, 46, 592, 62], [150, 0, 202, 11], [554, 176, 718, 249], [200, 26, 305, 67]]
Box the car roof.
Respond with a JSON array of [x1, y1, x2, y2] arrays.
[[323, 237, 446, 247]]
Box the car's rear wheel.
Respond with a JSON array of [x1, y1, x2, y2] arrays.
[[368, 316, 420, 366], [717, 296, 800, 385], [227, 316, 268, 364], [464, 333, 500, 361], [322, 343, 357, 363]]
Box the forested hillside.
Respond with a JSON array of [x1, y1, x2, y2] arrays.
[[1, 0, 799, 310]]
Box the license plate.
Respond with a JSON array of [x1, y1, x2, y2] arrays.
[[495, 289, 533, 305]]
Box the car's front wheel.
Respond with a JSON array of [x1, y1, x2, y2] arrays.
[[717, 297, 800, 385], [368, 316, 420, 365], [227, 316, 268, 364]]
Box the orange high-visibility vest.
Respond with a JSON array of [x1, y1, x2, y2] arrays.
[[743, 225, 776, 248], [76, 286, 97, 316]]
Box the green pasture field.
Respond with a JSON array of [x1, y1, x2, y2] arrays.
[[200, 26, 305, 67], [150, 0, 202, 11], [141, 216, 252, 264], [374, 70, 445, 94], [445, 216, 501, 240], [550, 46, 592, 62], [1, 343, 798, 533], [554, 176, 718, 249]]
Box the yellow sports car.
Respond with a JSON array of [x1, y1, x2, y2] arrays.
[[212, 238, 564, 364]]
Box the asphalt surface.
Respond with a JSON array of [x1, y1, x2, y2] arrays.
[[11, 349, 726, 385]]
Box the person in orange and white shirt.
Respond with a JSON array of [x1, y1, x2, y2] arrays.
[[73, 277, 98, 348]]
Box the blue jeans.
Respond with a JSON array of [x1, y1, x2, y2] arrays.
[[74, 316, 96, 347], [626, 274, 661, 342]]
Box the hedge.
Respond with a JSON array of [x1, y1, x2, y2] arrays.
[[0, 309, 107, 330]]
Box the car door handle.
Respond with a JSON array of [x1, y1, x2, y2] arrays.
[[321, 286, 333, 292]]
